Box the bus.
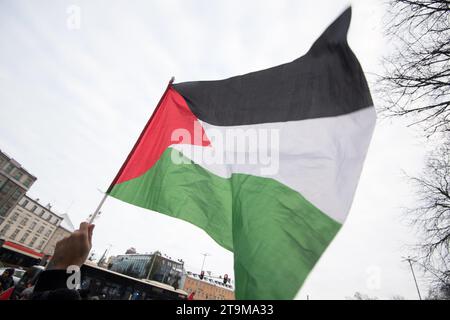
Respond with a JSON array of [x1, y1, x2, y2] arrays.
[[80, 262, 188, 300]]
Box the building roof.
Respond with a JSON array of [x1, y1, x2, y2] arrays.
[[186, 271, 234, 291], [0, 149, 37, 179], [116, 252, 184, 265], [115, 253, 153, 259], [22, 194, 63, 220]]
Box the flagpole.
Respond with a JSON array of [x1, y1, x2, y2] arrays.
[[87, 193, 108, 224], [86, 76, 175, 225]]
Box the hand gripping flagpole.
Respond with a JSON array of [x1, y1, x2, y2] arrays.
[[86, 76, 175, 225]]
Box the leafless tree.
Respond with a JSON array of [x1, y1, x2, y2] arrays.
[[379, 0, 450, 136], [426, 281, 450, 299], [379, 0, 450, 299], [408, 142, 450, 295]]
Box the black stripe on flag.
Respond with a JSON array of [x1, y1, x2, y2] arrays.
[[173, 7, 373, 126]]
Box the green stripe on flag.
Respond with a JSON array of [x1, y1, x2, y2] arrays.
[[109, 148, 341, 299]]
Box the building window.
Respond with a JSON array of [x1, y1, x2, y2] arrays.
[[5, 164, 14, 174], [30, 221, 37, 230], [21, 199, 29, 208], [10, 228, 20, 240], [11, 190, 22, 200], [29, 236, 38, 247], [31, 205, 37, 213], [37, 226, 44, 234], [0, 204, 11, 216], [20, 217, 29, 226], [13, 171, 23, 181], [0, 224, 10, 236], [45, 229, 52, 237], [10, 212, 19, 222], [37, 240, 45, 250], [23, 177, 33, 187], [1, 182, 12, 194], [19, 232, 29, 243]]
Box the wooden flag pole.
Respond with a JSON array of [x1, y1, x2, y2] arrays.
[[86, 77, 176, 225]]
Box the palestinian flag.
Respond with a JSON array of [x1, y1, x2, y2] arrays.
[[107, 7, 376, 299]]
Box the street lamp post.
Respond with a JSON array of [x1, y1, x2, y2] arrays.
[[405, 257, 422, 300]]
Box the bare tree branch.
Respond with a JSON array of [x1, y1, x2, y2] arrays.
[[406, 141, 450, 295], [378, 0, 450, 136]]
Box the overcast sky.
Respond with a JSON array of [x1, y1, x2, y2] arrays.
[[0, 0, 436, 299]]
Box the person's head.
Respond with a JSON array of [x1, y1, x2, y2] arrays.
[[2, 268, 14, 277]]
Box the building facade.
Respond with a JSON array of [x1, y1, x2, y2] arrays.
[[41, 225, 71, 256], [183, 271, 235, 300], [0, 195, 62, 253], [42, 213, 74, 256], [0, 150, 36, 225], [108, 251, 185, 289]]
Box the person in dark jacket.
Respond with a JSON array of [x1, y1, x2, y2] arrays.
[[32, 222, 95, 300], [0, 268, 15, 292]]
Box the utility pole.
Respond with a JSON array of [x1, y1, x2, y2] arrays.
[[200, 253, 210, 272], [405, 257, 422, 300]]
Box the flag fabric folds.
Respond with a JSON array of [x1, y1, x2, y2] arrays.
[[107, 7, 376, 299]]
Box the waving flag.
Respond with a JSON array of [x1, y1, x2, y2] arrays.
[[108, 7, 376, 299]]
